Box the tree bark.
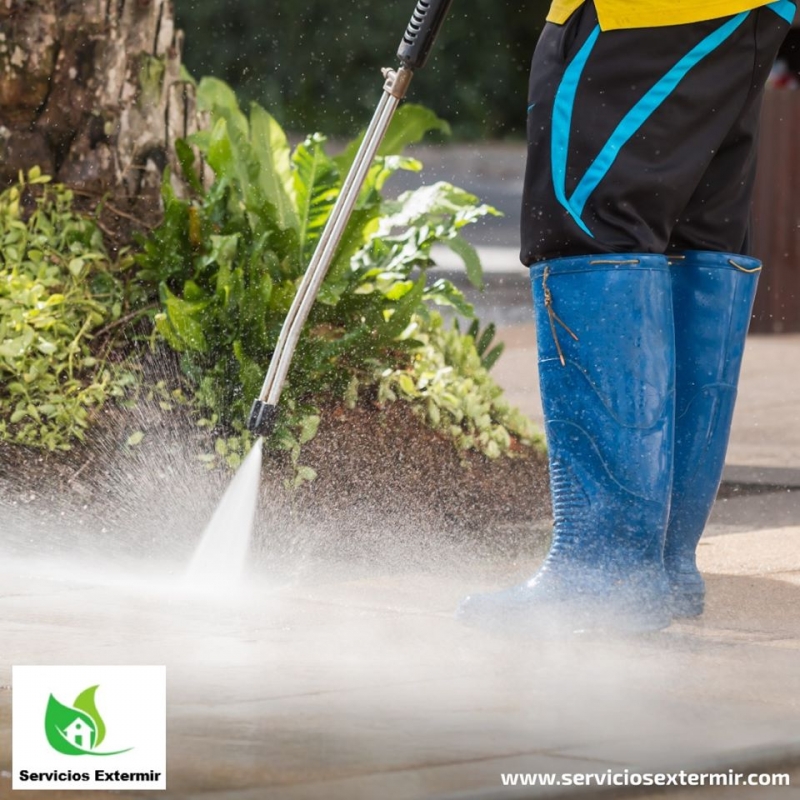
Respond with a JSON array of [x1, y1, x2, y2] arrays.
[[0, 0, 201, 217]]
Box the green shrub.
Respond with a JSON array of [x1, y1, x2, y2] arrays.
[[377, 314, 543, 458], [0, 170, 136, 450]]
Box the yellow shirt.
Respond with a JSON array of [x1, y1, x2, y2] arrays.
[[547, 0, 777, 30]]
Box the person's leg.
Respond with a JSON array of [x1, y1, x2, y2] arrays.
[[668, 2, 795, 256], [664, 4, 793, 616], [520, 4, 774, 264], [458, 253, 675, 632], [664, 252, 761, 616]]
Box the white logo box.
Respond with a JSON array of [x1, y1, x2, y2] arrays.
[[12, 665, 166, 791]]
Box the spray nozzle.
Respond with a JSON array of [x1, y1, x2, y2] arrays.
[[247, 399, 278, 437]]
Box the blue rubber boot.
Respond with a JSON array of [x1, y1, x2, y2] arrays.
[[665, 251, 761, 618], [458, 254, 675, 634]]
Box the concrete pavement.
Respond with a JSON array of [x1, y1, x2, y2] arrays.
[[2, 525, 800, 800]]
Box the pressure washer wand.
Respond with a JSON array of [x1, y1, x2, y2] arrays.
[[247, 0, 454, 437]]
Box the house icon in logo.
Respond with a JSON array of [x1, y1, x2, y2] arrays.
[[45, 686, 132, 756], [62, 718, 93, 750]]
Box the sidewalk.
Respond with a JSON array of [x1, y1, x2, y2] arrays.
[[3, 330, 800, 800]]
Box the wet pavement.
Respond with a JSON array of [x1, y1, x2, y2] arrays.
[[1, 521, 800, 800]]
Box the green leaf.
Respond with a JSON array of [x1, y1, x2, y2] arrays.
[[136, 184, 191, 285], [475, 323, 496, 356], [335, 104, 450, 174], [297, 414, 320, 445], [205, 117, 236, 181], [294, 465, 318, 486], [126, 430, 145, 447], [397, 373, 417, 396], [175, 139, 204, 194], [44, 694, 96, 755], [73, 685, 106, 747], [249, 103, 299, 234], [68, 258, 85, 277], [380, 275, 426, 340], [0, 328, 35, 359], [445, 235, 484, 290], [197, 77, 249, 140], [233, 341, 264, 403], [205, 234, 240, 272], [481, 342, 505, 372], [360, 155, 422, 201], [384, 182, 480, 229], [292, 133, 339, 261], [424, 278, 475, 318], [377, 105, 451, 158], [322, 206, 381, 297], [158, 285, 208, 353], [154, 313, 184, 352], [238, 275, 270, 355]]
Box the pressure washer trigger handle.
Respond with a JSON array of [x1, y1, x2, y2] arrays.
[[248, 399, 279, 437], [397, 0, 454, 71]]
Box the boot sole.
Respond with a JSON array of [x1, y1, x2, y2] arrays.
[[669, 591, 704, 618]]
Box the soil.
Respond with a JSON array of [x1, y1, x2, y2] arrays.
[[0, 396, 552, 567], [288, 402, 552, 562]]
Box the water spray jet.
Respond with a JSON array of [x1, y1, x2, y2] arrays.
[[184, 438, 264, 589]]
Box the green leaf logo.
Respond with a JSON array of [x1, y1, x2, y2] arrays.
[[44, 685, 132, 756]]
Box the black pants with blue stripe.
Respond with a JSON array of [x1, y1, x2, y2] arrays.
[[520, 1, 794, 264]]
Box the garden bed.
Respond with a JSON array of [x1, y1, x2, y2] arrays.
[[0, 396, 551, 568]]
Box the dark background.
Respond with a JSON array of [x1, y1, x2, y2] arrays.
[[176, 0, 551, 139]]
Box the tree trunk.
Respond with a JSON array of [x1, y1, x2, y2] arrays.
[[0, 0, 201, 221]]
